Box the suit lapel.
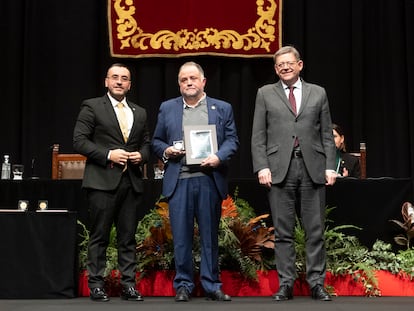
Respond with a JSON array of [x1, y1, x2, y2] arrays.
[[207, 97, 218, 124], [298, 80, 311, 117], [274, 82, 296, 116], [174, 98, 184, 138], [127, 101, 139, 142], [104, 94, 126, 143]]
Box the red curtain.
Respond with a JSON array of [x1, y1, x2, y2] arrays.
[[108, 0, 282, 58]]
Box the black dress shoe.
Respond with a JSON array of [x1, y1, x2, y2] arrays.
[[90, 287, 109, 302], [206, 289, 231, 301], [311, 284, 331, 301], [121, 286, 144, 301], [272, 285, 293, 301], [175, 287, 190, 302]]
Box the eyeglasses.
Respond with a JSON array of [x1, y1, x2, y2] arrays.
[[107, 75, 130, 82], [275, 61, 299, 69]]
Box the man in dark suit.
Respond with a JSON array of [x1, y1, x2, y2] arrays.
[[251, 46, 337, 301], [152, 62, 239, 302], [73, 63, 150, 302]]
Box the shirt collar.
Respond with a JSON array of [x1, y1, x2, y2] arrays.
[[182, 93, 207, 109], [108, 93, 128, 108], [282, 78, 302, 90]]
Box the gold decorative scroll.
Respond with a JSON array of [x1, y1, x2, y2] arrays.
[[108, 0, 282, 58]]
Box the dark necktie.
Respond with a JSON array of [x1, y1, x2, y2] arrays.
[[288, 86, 297, 115], [288, 86, 299, 147]]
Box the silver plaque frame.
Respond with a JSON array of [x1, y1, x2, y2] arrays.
[[183, 125, 218, 165]]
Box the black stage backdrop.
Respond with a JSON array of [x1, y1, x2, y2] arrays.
[[1, 1, 414, 197]]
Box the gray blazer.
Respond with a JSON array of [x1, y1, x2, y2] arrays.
[[251, 80, 336, 185]]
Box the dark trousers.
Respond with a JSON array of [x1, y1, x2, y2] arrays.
[[168, 175, 222, 294], [268, 157, 326, 289], [86, 174, 143, 289]]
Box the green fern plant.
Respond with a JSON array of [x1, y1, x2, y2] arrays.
[[294, 206, 381, 296], [77, 220, 118, 277], [105, 225, 119, 276], [77, 221, 89, 271], [77, 197, 414, 295], [365, 240, 400, 273], [396, 248, 414, 279]]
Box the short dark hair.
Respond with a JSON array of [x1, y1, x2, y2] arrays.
[[108, 63, 130, 71], [332, 123, 347, 152], [106, 63, 132, 81]]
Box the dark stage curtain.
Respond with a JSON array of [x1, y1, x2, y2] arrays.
[[1, 0, 413, 197]]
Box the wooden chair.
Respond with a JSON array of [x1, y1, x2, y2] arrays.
[[51, 144, 86, 179], [349, 142, 367, 179]]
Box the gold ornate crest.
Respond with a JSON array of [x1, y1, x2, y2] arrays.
[[108, 0, 282, 57]]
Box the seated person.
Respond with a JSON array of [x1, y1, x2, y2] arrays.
[[332, 123, 361, 178]]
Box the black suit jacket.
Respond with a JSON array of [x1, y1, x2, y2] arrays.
[[73, 94, 151, 192]]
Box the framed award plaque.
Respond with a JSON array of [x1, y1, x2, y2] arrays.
[[183, 125, 218, 165]]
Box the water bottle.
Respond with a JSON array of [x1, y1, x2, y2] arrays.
[[1, 155, 11, 180]]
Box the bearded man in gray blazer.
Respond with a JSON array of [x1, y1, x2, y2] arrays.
[[251, 46, 337, 302]]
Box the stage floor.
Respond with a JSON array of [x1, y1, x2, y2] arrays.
[[2, 296, 414, 311]]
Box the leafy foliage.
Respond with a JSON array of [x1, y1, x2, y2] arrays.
[[389, 202, 414, 249], [134, 190, 275, 280], [293, 207, 382, 296], [77, 221, 89, 272], [395, 248, 414, 278], [294, 207, 401, 296], [77, 220, 119, 277], [135, 198, 175, 271], [77, 196, 414, 296]]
